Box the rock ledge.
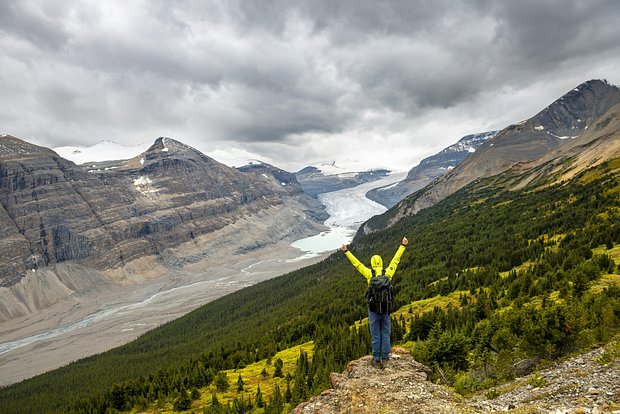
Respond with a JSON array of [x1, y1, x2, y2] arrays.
[[291, 347, 472, 413]]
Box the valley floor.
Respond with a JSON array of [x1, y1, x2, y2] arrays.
[[0, 242, 329, 386]]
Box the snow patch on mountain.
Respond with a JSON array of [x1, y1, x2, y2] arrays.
[[54, 140, 151, 164], [133, 176, 158, 197], [546, 131, 578, 139]]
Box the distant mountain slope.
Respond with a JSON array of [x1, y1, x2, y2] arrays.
[[0, 136, 325, 319], [368, 79, 620, 232], [237, 160, 328, 221], [367, 131, 498, 208], [508, 101, 620, 189], [295, 164, 390, 197]]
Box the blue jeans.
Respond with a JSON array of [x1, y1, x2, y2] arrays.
[[368, 309, 391, 361]]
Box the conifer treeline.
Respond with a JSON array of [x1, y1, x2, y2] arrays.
[[1, 160, 620, 413]]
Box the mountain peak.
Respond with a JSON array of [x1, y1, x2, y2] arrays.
[[148, 137, 200, 156], [532, 79, 620, 139], [579, 78, 618, 90], [134, 137, 218, 169], [561, 78, 620, 107]]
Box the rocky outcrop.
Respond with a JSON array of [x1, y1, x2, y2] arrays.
[[470, 345, 620, 413], [291, 347, 473, 414], [292, 345, 620, 414], [0, 136, 326, 317], [367, 131, 497, 208]]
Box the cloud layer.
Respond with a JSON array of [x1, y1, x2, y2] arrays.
[[1, 0, 619, 171]]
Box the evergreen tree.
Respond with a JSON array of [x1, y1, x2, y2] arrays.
[[255, 384, 265, 408], [110, 384, 127, 411], [273, 358, 284, 378], [285, 377, 292, 403], [266, 384, 284, 414], [215, 371, 230, 391], [191, 387, 201, 400], [173, 389, 191, 411]]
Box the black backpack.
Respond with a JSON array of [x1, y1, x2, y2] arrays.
[[366, 271, 394, 314]]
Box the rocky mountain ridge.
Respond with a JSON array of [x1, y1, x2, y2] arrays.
[[0, 136, 326, 320], [367, 130, 498, 208], [295, 164, 391, 198], [368, 79, 620, 232]]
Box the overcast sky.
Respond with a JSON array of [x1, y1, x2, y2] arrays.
[[2, 0, 620, 172]]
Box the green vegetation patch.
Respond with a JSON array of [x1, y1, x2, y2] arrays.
[[395, 292, 464, 320], [590, 273, 620, 294], [593, 244, 620, 264]]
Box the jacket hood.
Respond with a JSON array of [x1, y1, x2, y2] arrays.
[[371, 255, 383, 271]]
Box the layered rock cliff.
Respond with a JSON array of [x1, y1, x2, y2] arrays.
[[0, 136, 326, 319]]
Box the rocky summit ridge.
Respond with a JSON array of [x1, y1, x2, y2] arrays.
[[369, 79, 620, 232]]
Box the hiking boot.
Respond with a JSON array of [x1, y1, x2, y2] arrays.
[[370, 358, 381, 368], [380, 359, 388, 369]]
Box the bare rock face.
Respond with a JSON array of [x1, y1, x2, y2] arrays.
[[291, 347, 474, 414], [0, 136, 114, 285]]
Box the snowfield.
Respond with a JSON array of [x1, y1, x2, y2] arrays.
[[54, 140, 151, 164]]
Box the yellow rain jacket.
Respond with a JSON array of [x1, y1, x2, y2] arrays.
[[344, 244, 406, 284]]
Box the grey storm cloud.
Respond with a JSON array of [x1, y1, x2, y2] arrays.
[[1, 0, 620, 170], [0, 1, 69, 50]]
